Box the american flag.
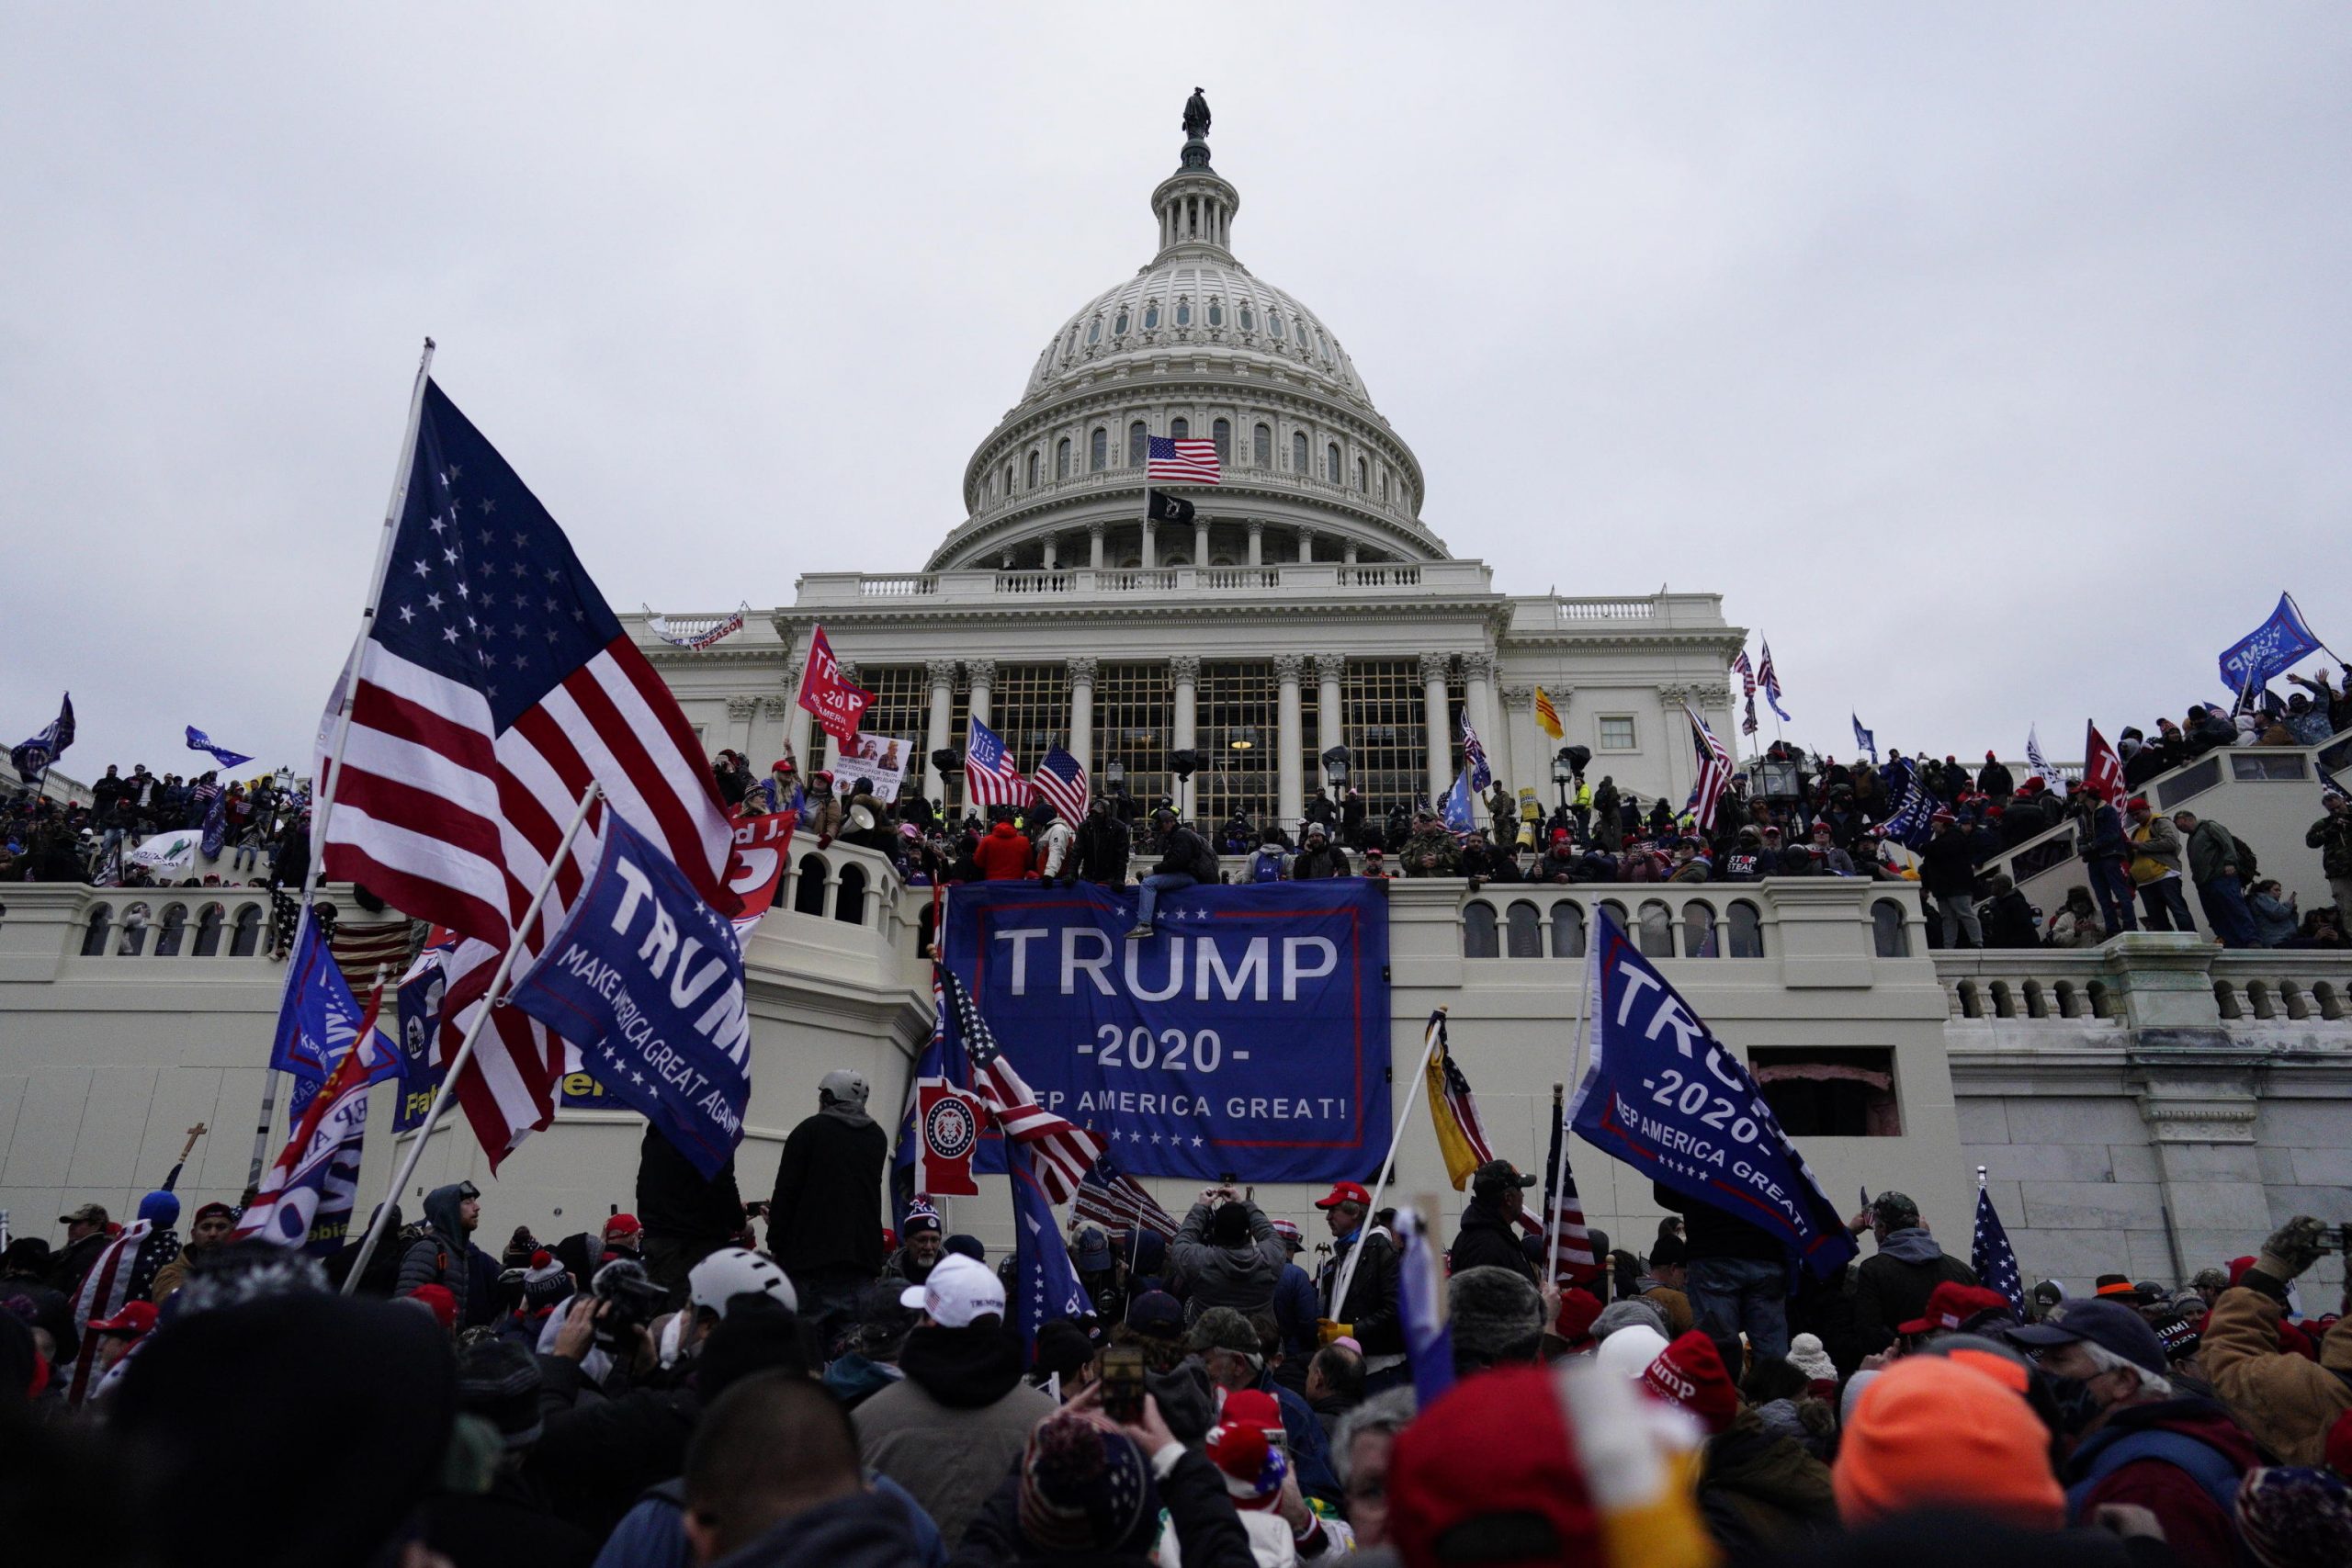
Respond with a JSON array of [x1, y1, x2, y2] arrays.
[[1731, 651, 1758, 737], [1072, 1150, 1181, 1241], [1460, 713, 1492, 791], [1031, 744, 1089, 822], [1146, 434, 1220, 485], [940, 967, 1102, 1201], [962, 716, 1034, 811], [317, 380, 739, 1167], [1971, 1183, 2025, 1314], [1542, 1084, 1597, 1282], [1758, 640, 1792, 721], [1684, 704, 1734, 832]]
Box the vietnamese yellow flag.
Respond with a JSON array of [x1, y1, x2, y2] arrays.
[[1534, 686, 1564, 740], [1420, 1013, 1491, 1190]]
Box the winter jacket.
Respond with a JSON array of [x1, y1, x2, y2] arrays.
[[768, 1107, 888, 1278], [396, 1182, 477, 1319], [972, 822, 1033, 881], [1289, 842, 1351, 880], [2127, 817, 2184, 884], [2060, 1395, 2260, 1568], [2075, 802, 2128, 863], [1656, 1182, 1785, 1265], [2184, 819, 2242, 885], [1696, 1408, 1839, 1558], [854, 1323, 1057, 1549], [45, 1232, 109, 1297], [1271, 1261, 1319, 1359], [1917, 830, 1978, 897], [2249, 889, 2300, 946], [2049, 906, 2106, 948], [1980, 888, 2041, 949], [1074, 813, 1131, 885], [1399, 826, 1461, 877], [635, 1122, 746, 1251], [1316, 1231, 1404, 1357], [1852, 1228, 1979, 1354], [1168, 1201, 1285, 1322], [1445, 1198, 1536, 1281], [2308, 809, 2352, 878], [949, 1445, 1258, 1568], [528, 1358, 703, 1540], [705, 1488, 922, 1568], [1975, 759, 2015, 798], [2201, 1281, 2352, 1464], [1032, 818, 1075, 881]]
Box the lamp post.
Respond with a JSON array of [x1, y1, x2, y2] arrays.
[[1552, 750, 1575, 809], [1320, 744, 1351, 806]]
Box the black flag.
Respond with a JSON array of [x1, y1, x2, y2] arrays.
[[1146, 490, 1196, 525], [11, 693, 74, 784]]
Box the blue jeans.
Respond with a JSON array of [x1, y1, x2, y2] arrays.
[[2197, 875, 2257, 947], [2136, 876, 2192, 932], [1135, 872, 1195, 928], [1687, 1254, 1789, 1363], [2086, 857, 2138, 936]]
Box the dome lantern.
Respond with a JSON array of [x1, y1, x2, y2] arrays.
[[1153, 88, 1238, 259]]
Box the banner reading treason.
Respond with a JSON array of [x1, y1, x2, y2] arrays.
[[940, 882, 1390, 1183]]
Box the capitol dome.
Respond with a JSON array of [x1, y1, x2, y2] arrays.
[[932, 103, 1437, 572]]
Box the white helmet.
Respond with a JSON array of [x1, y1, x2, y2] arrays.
[[688, 1247, 797, 1318]]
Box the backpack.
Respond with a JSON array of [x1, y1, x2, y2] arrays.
[[1249, 850, 1286, 883], [1185, 830, 1221, 884], [2230, 832, 2259, 880]]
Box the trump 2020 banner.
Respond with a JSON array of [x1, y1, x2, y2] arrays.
[[1569, 908, 1856, 1278], [507, 809, 752, 1179], [940, 881, 1389, 1183]]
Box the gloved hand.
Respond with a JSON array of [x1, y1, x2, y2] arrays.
[[1317, 1317, 1351, 1347], [2256, 1215, 2329, 1281]]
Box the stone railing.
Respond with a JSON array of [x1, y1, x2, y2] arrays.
[[957, 463, 1423, 533], [1506, 592, 1731, 634], [1936, 935, 2352, 1030], [796, 560, 1494, 606], [3, 885, 283, 976]]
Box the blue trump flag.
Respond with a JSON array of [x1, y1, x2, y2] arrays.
[[507, 808, 750, 1179], [185, 726, 254, 769], [1851, 715, 1877, 765], [2219, 593, 2324, 695], [1010, 1145, 1096, 1353], [1395, 1204, 1453, 1409], [270, 911, 401, 1117], [940, 881, 1390, 1183], [11, 692, 74, 784], [1569, 908, 1857, 1279]]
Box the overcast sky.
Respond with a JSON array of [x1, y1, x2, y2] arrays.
[[6, 5, 2349, 781]]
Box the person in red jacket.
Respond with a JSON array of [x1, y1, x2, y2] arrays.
[[971, 812, 1034, 880]]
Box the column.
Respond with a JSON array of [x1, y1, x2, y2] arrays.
[[967, 658, 995, 726], [1042, 536, 1057, 570], [1088, 522, 1106, 570], [724, 694, 757, 758], [1067, 655, 1097, 774], [759, 694, 791, 772], [1170, 655, 1199, 819], [1315, 654, 1346, 783], [1142, 519, 1157, 569], [1422, 651, 1454, 806], [1297, 525, 1316, 564], [1342, 540, 1358, 566], [1498, 684, 1535, 811], [784, 660, 813, 768], [922, 659, 956, 805], [1655, 683, 1690, 805], [1247, 519, 1264, 567], [1274, 654, 1306, 830], [1463, 652, 1498, 782], [1193, 519, 1210, 566]]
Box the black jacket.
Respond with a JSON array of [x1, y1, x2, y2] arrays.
[[1290, 842, 1351, 880], [1980, 889, 2041, 949], [636, 1122, 746, 1249], [45, 1232, 109, 1297], [1656, 1182, 1785, 1264], [949, 1447, 1257, 1568], [1074, 813, 1131, 885], [1317, 1231, 1404, 1355], [526, 1357, 702, 1541], [1917, 829, 1978, 897], [1852, 1229, 1979, 1354], [1447, 1197, 1536, 1281], [768, 1111, 888, 1277], [1151, 825, 1218, 883]]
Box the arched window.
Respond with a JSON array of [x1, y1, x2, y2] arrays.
[[1506, 900, 1543, 958], [1355, 457, 1367, 491], [1087, 318, 1102, 346], [80, 905, 112, 956], [1128, 422, 1148, 466], [1089, 428, 1107, 471], [1326, 443, 1341, 482], [1683, 901, 1719, 958], [1114, 308, 1129, 335], [1292, 432, 1308, 471], [1637, 899, 1675, 958], [1252, 423, 1272, 466], [1143, 301, 1160, 330], [1207, 299, 1224, 327], [118, 903, 153, 956], [193, 903, 224, 956], [1239, 303, 1255, 331], [1175, 299, 1192, 326], [1550, 901, 1586, 958], [1064, 324, 1079, 358], [1463, 902, 1498, 958], [1600, 899, 1630, 936], [1002, 461, 1013, 495], [794, 853, 829, 917], [229, 905, 264, 957], [1212, 418, 1230, 463], [1728, 900, 1766, 958], [1170, 417, 1189, 440], [1056, 438, 1071, 479], [1379, 471, 1388, 502], [154, 903, 188, 957], [1270, 310, 1284, 339], [835, 863, 868, 925], [1872, 899, 1911, 958], [1026, 450, 1041, 488]]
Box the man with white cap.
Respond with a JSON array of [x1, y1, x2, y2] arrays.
[[767, 1068, 888, 1338], [853, 1251, 1057, 1550]]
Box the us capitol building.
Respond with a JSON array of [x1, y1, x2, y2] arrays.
[[3, 103, 2346, 1295]]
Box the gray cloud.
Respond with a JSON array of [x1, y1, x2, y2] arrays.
[[6, 5, 2348, 777]]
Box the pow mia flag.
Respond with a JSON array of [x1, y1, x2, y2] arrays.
[[1146, 490, 1196, 525]]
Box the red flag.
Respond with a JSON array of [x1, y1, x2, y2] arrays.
[[796, 625, 874, 745], [2084, 721, 2126, 802], [916, 1081, 983, 1196], [725, 808, 797, 938]]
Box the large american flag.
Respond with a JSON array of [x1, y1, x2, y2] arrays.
[[1542, 1085, 1598, 1283], [962, 716, 1034, 811], [1031, 744, 1089, 822], [1684, 704, 1734, 832], [1731, 650, 1759, 737], [318, 381, 739, 1166], [940, 967, 1102, 1201], [1758, 639, 1792, 721], [1146, 434, 1220, 485], [1071, 1151, 1181, 1241]]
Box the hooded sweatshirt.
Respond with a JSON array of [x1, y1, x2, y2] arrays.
[[767, 1096, 888, 1279], [1853, 1227, 1978, 1354], [1167, 1201, 1285, 1322], [853, 1322, 1057, 1549], [395, 1182, 475, 1320]]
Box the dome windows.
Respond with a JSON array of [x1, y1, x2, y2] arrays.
[[1090, 428, 1108, 471], [1114, 308, 1129, 336], [1291, 431, 1307, 471], [1027, 450, 1041, 488], [1269, 310, 1284, 339], [1128, 421, 1148, 466], [1327, 443, 1342, 482], [1056, 438, 1072, 479], [1207, 299, 1224, 327], [1170, 417, 1189, 440], [1175, 299, 1193, 327], [1143, 301, 1160, 330], [1238, 303, 1255, 332], [1212, 418, 1230, 463], [1086, 318, 1102, 345], [1356, 457, 1367, 491], [1252, 423, 1272, 466]]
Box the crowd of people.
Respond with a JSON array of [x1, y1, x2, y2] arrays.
[[11, 1066, 2352, 1568], [0, 761, 309, 889]]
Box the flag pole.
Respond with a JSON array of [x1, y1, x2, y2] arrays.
[[249, 338, 435, 1191], [1332, 1008, 1447, 1316], [339, 781, 599, 1295], [1544, 1082, 1566, 1282]]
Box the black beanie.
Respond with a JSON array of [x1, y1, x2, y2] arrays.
[[1210, 1202, 1251, 1247]]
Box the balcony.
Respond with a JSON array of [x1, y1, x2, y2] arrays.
[[796, 559, 1498, 608]]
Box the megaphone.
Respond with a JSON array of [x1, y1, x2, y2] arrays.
[[1170, 749, 1201, 781], [931, 748, 965, 775]]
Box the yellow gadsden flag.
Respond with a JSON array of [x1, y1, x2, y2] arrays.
[[1533, 686, 1564, 740], [1420, 1013, 1493, 1190]]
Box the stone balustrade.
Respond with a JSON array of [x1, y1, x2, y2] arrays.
[[796, 559, 1495, 605]]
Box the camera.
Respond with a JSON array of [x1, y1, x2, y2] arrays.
[[591, 1258, 669, 1348], [1101, 1345, 1146, 1424], [2312, 1223, 2352, 1256]]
